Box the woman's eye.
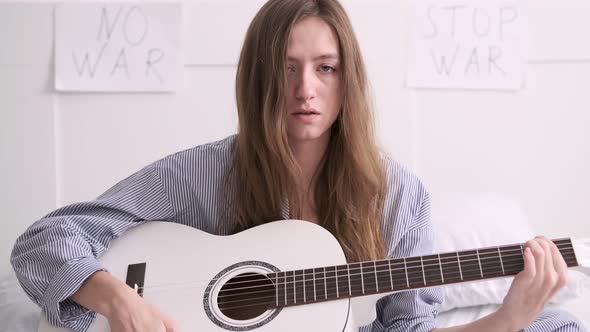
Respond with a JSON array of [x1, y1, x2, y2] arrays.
[[319, 65, 336, 73], [287, 66, 296, 73]]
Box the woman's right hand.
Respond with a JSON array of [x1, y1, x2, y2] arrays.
[[105, 287, 179, 332], [71, 271, 179, 332]]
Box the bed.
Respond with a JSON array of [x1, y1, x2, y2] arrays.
[[2, 192, 589, 331], [436, 297, 590, 328]]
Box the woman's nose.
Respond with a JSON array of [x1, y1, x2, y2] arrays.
[[295, 69, 317, 101]]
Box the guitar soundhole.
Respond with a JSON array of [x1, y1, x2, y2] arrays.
[[217, 272, 275, 321]]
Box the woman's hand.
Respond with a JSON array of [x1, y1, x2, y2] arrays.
[[105, 285, 179, 332], [496, 236, 568, 330], [71, 271, 179, 332]]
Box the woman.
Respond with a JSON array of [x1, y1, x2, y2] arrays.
[[11, 0, 584, 331]]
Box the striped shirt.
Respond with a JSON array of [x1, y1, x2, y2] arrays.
[[10, 135, 585, 332]]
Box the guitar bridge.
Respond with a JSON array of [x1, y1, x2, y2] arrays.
[[125, 263, 146, 297]]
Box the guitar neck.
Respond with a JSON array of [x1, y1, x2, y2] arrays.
[[267, 238, 578, 308]]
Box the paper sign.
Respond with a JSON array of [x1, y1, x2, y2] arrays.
[[406, 0, 527, 91], [54, 3, 183, 92]]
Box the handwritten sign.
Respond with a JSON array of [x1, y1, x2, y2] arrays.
[[55, 3, 182, 92], [406, 0, 526, 91]]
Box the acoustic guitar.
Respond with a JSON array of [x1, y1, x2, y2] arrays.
[[37, 220, 580, 331]]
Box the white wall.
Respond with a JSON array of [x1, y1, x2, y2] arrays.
[[2, 0, 590, 268]]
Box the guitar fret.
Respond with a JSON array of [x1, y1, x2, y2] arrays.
[[374, 261, 379, 292], [364, 262, 377, 294], [438, 254, 444, 283], [502, 245, 525, 275], [336, 265, 349, 300], [374, 260, 392, 292], [481, 247, 504, 278], [275, 274, 278, 307], [403, 257, 409, 288], [388, 259, 393, 290], [389, 259, 406, 290], [476, 249, 484, 278], [405, 257, 423, 288], [284, 271, 288, 306], [335, 267, 339, 298], [324, 266, 337, 300], [348, 263, 362, 296], [423, 254, 443, 285], [498, 247, 505, 274], [456, 252, 463, 280], [303, 270, 306, 302], [313, 268, 317, 301], [361, 264, 365, 294], [420, 256, 426, 286], [440, 252, 461, 284], [347, 264, 351, 296], [293, 270, 297, 304], [459, 250, 481, 280], [323, 267, 327, 299]]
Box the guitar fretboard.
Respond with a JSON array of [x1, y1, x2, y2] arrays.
[[266, 238, 578, 308]]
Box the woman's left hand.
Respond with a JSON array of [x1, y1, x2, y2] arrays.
[[496, 236, 568, 331]]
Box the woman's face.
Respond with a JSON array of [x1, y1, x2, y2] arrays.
[[284, 16, 341, 146]]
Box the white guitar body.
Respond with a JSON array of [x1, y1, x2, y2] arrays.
[[38, 220, 361, 332], [37, 219, 585, 332]]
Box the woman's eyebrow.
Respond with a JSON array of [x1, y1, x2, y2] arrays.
[[314, 53, 339, 61], [287, 53, 340, 62]]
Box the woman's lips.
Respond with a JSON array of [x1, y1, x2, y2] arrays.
[[292, 112, 320, 123]]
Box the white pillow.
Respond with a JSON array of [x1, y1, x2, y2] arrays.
[[430, 191, 586, 312]]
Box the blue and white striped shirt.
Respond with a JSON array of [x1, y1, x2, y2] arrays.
[[10, 135, 584, 331]]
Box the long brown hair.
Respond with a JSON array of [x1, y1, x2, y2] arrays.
[[231, 0, 386, 262]]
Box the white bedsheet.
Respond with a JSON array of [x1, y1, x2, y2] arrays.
[[0, 268, 39, 332], [436, 267, 590, 330], [437, 300, 589, 330]]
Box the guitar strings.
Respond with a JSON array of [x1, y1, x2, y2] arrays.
[[220, 243, 574, 289], [216, 258, 530, 303], [171, 240, 575, 289], [3, 244, 576, 308], [214, 256, 574, 311], [132, 242, 575, 292], [133, 245, 576, 296], [195, 251, 577, 300], [126, 247, 575, 303], [214, 249, 576, 296], [0, 255, 573, 309]]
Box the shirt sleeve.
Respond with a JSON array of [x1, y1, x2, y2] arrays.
[[523, 309, 586, 332], [369, 191, 444, 332], [10, 164, 175, 332]]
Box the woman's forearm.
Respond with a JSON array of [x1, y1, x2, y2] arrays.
[[70, 270, 135, 319]]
